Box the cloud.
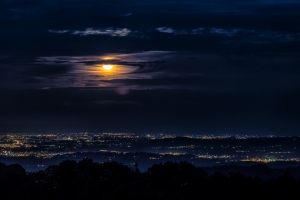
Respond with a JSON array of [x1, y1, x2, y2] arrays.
[[72, 28, 131, 37], [210, 28, 239, 36], [23, 51, 173, 90], [121, 13, 132, 17], [4, 50, 300, 92], [155, 26, 300, 44], [156, 27, 188, 35], [48, 28, 132, 37], [191, 28, 205, 34], [156, 27, 241, 36], [156, 27, 175, 34], [48, 30, 69, 34], [92, 100, 142, 106]]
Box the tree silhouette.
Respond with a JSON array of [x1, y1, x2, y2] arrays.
[[0, 160, 299, 199]]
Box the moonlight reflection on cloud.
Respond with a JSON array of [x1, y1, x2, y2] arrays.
[[32, 51, 170, 88], [93, 64, 139, 78]]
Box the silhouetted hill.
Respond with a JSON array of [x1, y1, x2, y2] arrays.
[[204, 164, 300, 180], [0, 159, 300, 199]]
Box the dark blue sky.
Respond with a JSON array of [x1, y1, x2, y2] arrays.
[[1, 0, 300, 135]]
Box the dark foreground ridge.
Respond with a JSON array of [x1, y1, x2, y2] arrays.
[[0, 159, 299, 200]]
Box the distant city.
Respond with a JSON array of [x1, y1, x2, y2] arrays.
[[0, 133, 299, 171]]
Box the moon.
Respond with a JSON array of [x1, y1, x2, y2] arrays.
[[102, 64, 113, 70]]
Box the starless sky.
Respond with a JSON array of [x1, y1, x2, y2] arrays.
[[0, 0, 300, 135]]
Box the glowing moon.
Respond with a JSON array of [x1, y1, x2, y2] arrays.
[[102, 65, 113, 70]]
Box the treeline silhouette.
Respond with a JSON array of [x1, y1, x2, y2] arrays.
[[0, 159, 299, 199]]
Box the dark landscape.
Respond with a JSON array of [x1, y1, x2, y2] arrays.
[[1, 159, 300, 199]]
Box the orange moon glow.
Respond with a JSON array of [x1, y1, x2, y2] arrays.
[[102, 65, 113, 70]]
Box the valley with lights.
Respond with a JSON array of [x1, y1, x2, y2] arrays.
[[1, 133, 299, 172]]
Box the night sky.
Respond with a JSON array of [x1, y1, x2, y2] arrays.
[[1, 0, 300, 135]]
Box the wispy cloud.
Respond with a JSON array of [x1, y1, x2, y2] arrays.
[[156, 27, 175, 34], [49, 28, 131, 37], [157, 27, 240, 36], [156, 26, 300, 43], [121, 13, 132, 17], [156, 27, 188, 35], [72, 28, 131, 37], [156, 27, 205, 35], [31, 51, 173, 89], [210, 28, 240, 36], [155, 26, 251, 37], [191, 28, 205, 35], [48, 30, 69, 34]]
